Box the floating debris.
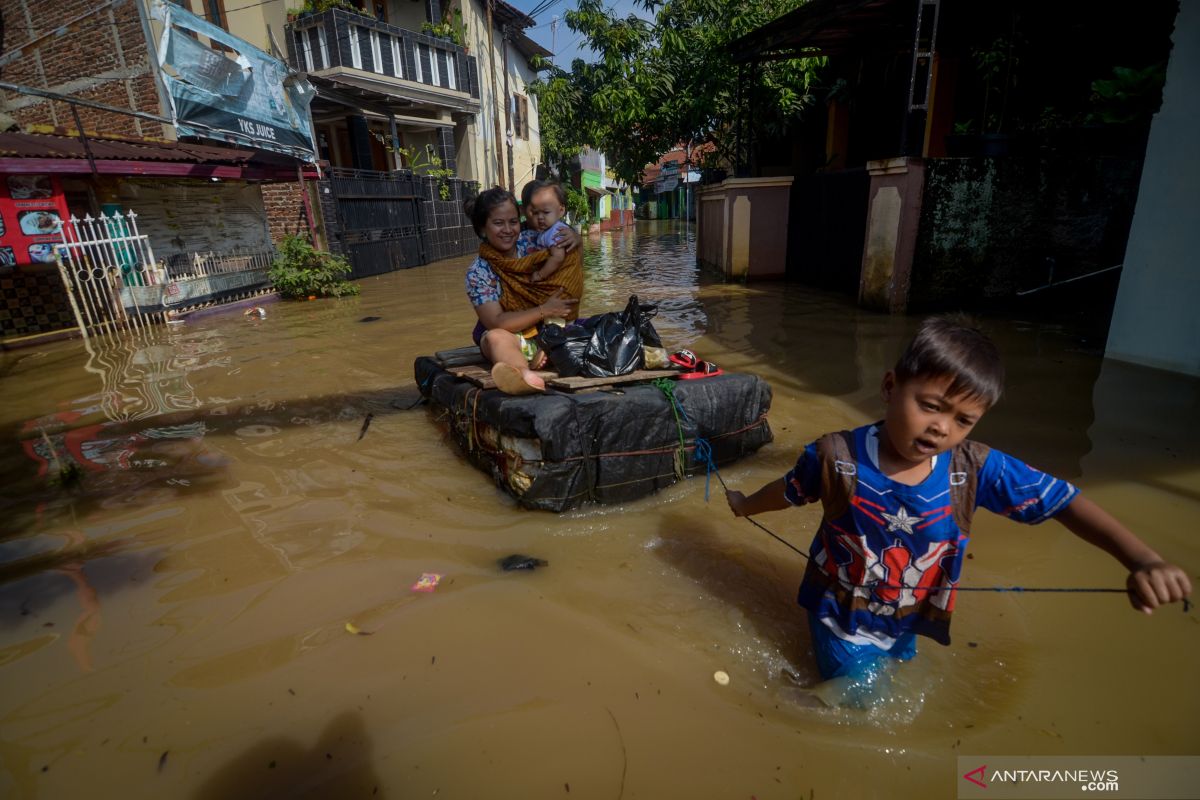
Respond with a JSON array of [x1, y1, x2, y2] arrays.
[[357, 413, 374, 441], [158, 751, 169, 773], [499, 554, 548, 571], [713, 670, 730, 686], [359, 316, 382, 323], [345, 622, 372, 636], [412, 573, 443, 593]]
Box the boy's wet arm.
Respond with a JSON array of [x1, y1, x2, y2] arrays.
[[1056, 494, 1193, 612], [726, 478, 791, 517]]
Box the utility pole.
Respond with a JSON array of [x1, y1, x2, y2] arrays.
[[551, 16, 558, 64], [486, 0, 504, 188], [502, 25, 514, 192]]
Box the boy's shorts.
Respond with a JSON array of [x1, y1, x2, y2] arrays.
[[807, 612, 917, 681]]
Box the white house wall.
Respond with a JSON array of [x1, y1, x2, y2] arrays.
[[456, 0, 542, 194]]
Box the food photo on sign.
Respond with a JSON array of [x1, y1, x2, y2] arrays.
[[0, 174, 72, 267]]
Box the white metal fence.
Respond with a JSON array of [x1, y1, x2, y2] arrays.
[[56, 210, 276, 341], [56, 210, 165, 339]]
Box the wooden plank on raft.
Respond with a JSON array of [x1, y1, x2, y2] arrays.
[[546, 369, 682, 392], [448, 364, 557, 390], [435, 345, 487, 368]]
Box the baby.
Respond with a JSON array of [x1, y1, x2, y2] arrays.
[[518, 181, 583, 315]]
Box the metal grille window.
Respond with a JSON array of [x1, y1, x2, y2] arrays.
[[391, 37, 403, 79], [370, 30, 382, 74], [513, 94, 529, 139], [349, 25, 362, 69], [301, 28, 314, 71]]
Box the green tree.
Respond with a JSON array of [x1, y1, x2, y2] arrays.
[[529, 0, 825, 185]]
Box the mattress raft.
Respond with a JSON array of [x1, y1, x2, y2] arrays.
[[414, 348, 774, 512]]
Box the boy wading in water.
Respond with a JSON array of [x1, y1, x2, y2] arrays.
[[726, 317, 1191, 702]]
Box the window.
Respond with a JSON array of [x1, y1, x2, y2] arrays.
[[513, 94, 529, 140], [204, 0, 227, 29]]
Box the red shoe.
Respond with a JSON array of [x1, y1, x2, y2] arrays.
[[678, 360, 724, 379], [669, 349, 699, 370]]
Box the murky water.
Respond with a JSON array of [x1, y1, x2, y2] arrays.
[[1, 221, 1197, 798]]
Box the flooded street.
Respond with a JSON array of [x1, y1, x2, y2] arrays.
[[0, 220, 1197, 798]]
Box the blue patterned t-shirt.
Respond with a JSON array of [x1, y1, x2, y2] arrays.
[[784, 424, 1079, 647]]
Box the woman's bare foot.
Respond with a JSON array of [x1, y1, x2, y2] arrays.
[[492, 363, 544, 395]]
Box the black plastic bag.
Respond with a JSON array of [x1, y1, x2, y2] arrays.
[[539, 295, 661, 378]]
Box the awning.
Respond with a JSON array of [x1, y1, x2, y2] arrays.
[[0, 132, 301, 179], [308, 72, 479, 114], [730, 0, 911, 63], [585, 186, 605, 198]]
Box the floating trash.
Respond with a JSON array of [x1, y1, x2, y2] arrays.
[[499, 554, 548, 571], [411, 573, 443, 593]]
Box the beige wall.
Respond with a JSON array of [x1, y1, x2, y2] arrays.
[[456, 0, 542, 192], [1105, 0, 1200, 376]]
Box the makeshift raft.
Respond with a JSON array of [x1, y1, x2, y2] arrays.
[[415, 347, 773, 512]]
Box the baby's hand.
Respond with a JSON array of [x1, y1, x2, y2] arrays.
[[1126, 561, 1192, 614], [726, 489, 748, 518]]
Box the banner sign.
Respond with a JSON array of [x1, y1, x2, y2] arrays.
[[0, 175, 71, 268], [151, 0, 316, 161]]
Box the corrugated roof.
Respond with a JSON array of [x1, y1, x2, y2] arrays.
[[0, 132, 257, 164]]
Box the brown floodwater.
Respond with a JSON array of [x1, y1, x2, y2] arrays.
[[0, 220, 1197, 798]]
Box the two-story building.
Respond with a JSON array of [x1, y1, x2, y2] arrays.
[[0, 0, 547, 341]]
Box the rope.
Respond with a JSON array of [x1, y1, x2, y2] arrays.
[[653, 377, 688, 479], [672, 402, 1188, 608]]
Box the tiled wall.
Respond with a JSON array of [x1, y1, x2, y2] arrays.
[[0, 268, 76, 339]]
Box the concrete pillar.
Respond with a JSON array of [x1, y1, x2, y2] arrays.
[[436, 127, 457, 172], [695, 176, 793, 281], [1105, 0, 1200, 376], [859, 157, 926, 313], [347, 115, 374, 171]]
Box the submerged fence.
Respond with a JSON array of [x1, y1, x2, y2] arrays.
[[55, 211, 275, 341], [56, 210, 165, 338]]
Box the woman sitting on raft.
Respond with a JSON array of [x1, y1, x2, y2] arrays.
[[464, 187, 580, 395]]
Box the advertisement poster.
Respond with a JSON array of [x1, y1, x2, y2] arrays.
[[152, 0, 317, 162], [0, 175, 71, 268]]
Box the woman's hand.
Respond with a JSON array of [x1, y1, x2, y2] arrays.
[[553, 226, 583, 253], [538, 288, 577, 320]]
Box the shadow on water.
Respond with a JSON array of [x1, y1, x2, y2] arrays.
[[653, 510, 817, 682], [0, 381, 429, 541], [192, 711, 385, 800]]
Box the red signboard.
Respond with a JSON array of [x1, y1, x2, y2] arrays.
[[0, 174, 71, 268]]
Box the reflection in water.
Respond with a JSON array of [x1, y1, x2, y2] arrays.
[[0, 221, 1196, 798]]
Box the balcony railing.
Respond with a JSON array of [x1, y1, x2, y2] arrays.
[[286, 9, 479, 102]]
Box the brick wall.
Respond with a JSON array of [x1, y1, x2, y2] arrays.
[[0, 0, 160, 136], [262, 182, 310, 244]]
